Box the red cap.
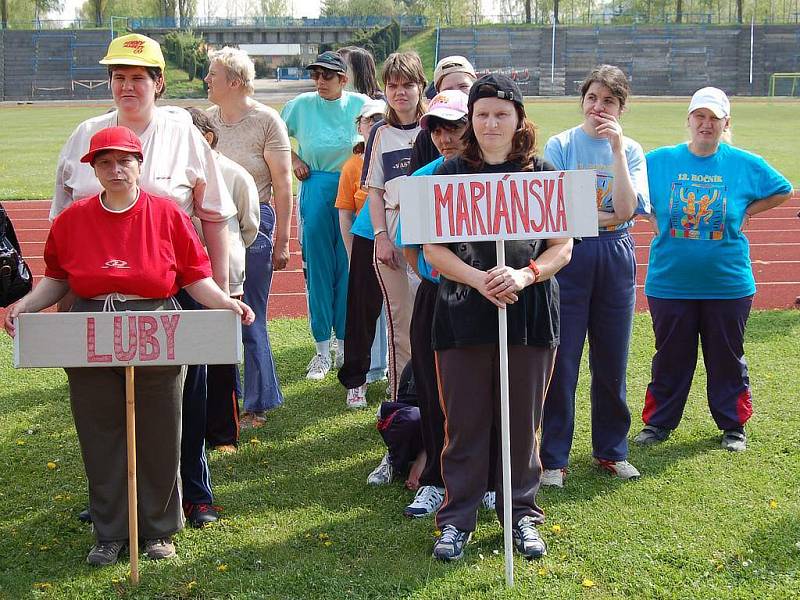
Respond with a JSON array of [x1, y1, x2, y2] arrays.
[[80, 126, 144, 165]]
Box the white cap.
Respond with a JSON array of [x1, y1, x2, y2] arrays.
[[358, 99, 387, 121], [688, 87, 730, 119]]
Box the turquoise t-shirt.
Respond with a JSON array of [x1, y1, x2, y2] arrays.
[[395, 156, 445, 284], [544, 125, 650, 231], [281, 91, 368, 173], [644, 143, 792, 299]]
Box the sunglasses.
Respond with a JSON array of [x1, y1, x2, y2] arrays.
[[310, 69, 340, 81]]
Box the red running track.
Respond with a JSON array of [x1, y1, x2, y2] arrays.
[[3, 193, 799, 319]]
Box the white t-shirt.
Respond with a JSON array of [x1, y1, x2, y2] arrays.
[[192, 152, 261, 296], [50, 106, 236, 223]]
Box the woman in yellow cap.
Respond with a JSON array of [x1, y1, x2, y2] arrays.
[[50, 34, 237, 529]]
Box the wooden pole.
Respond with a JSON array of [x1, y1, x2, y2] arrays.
[[495, 240, 515, 587], [125, 366, 139, 586]]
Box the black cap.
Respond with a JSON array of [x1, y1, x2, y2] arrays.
[[306, 51, 347, 74], [468, 73, 524, 109]]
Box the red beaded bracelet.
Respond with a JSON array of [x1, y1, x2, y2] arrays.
[[528, 259, 540, 281]]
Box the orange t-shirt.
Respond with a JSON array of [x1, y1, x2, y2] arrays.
[[334, 153, 368, 214]]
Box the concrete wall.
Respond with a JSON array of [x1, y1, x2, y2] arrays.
[[1, 29, 111, 101], [438, 24, 800, 96]]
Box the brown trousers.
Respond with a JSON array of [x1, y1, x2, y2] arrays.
[[435, 343, 556, 532], [66, 297, 185, 542]]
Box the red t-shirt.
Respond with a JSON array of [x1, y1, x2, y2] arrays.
[[45, 190, 212, 299]]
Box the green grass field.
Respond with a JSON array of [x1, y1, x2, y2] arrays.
[[1, 99, 798, 200], [1, 313, 799, 599]]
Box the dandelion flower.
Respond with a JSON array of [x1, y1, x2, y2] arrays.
[[769, 499, 778, 509], [582, 578, 595, 588], [551, 524, 562, 534], [217, 564, 228, 572], [46, 462, 57, 470]]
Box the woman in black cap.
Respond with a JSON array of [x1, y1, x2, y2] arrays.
[[424, 74, 573, 562]]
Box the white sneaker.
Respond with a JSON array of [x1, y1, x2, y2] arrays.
[[367, 453, 393, 485], [306, 353, 331, 381], [334, 343, 345, 369], [541, 468, 566, 488], [481, 491, 496, 510], [346, 384, 367, 409], [593, 458, 640, 480], [403, 485, 444, 518]]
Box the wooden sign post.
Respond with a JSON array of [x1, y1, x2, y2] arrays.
[[400, 169, 598, 586], [13, 309, 242, 585]]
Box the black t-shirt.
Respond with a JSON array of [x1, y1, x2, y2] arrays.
[[407, 129, 440, 174], [430, 156, 561, 351]]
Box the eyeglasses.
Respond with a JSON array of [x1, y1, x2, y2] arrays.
[[310, 69, 339, 81]]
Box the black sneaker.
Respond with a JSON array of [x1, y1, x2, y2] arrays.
[[86, 540, 126, 566], [78, 507, 92, 523], [184, 502, 220, 528], [432, 524, 471, 561], [512, 516, 546, 560]]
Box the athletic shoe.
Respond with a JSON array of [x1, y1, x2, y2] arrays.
[[634, 425, 671, 446], [78, 507, 92, 523], [512, 516, 547, 559], [334, 343, 345, 369], [721, 428, 747, 452], [184, 502, 220, 528], [403, 485, 444, 518], [367, 453, 393, 485], [86, 540, 126, 566], [593, 458, 641, 480], [239, 411, 267, 429], [541, 468, 566, 488], [346, 384, 368, 409], [306, 353, 331, 380], [144, 537, 176, 560], [432, 524, 471, 561], [481, 491, 496, 510]]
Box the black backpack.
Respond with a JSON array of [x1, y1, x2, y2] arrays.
[[0, 203, 33, 307]]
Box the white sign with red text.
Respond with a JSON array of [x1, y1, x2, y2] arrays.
[[399, 169, 598, 244], [13, 310, 242, 368]]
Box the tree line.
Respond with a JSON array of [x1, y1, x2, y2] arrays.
[[3, 0, 798, 29]]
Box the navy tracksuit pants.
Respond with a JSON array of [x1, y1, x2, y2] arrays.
[[541, 230, 636, 469], [176, 289, 214, 505], [643, 295, 754, 431]]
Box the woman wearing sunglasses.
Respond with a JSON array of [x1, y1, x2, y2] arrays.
[[281, 52, 370, 380]]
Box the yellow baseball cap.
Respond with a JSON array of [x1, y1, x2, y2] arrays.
[[99, 34, 166, 72]]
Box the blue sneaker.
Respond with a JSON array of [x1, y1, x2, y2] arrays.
[[512, 516, 546, 559], [433, 524, 471, 561]]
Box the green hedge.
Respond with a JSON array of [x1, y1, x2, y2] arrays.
[[161, 31, 209, 82], [321, 20, 401, 64]]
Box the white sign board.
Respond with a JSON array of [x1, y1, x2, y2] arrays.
[[13, 310, 242, 368], [399, 169, 598, 244]]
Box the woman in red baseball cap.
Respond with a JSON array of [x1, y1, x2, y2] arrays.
[[5, 127, 254, 567]]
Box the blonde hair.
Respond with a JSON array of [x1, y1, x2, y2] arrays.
[[209, 46, 256, 95], [381, 51, 427, 127]]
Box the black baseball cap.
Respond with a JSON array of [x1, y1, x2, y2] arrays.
[[468, 73, 524, 109], [306, 51, 347, 74]]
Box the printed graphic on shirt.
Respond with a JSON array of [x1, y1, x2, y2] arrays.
[[596, 171, 626, 232], [103, 259, 130, 269], [668, 180, 727, 240], [442, 242, 482, 306], [382, 149, 412, 183]]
